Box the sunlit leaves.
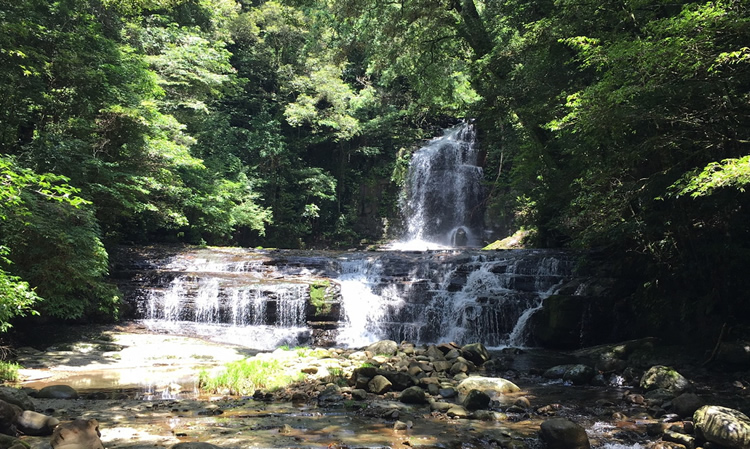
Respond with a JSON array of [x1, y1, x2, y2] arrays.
[[674, 156, 750, 198], [285, 58, 365, 141]]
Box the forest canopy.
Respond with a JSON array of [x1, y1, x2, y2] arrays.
[[0, 0, 748, 335]]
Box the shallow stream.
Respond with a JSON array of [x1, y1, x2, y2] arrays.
[[10, 324, 675, 449]]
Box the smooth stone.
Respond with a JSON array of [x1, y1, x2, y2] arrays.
[[16, 410, 59, 436], [694, 405, 750, 449], [36, 385, 79, 400], [539, 418, 591, 449], [399, 386, 427, 404], [447, 405, 470, 419], [366, 340, 399, 356], [463, 389, 491, 411], [671, 392, 703, 417], [456, 376, 520, 399]]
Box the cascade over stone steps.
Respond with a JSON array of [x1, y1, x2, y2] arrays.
[[112, 246, 614, 350]]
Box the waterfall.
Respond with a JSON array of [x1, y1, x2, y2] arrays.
[[134, 249, 312, 350], [119, 247, 581, 350], [331, 251, 573, 348], [397, 123, 485, 249]]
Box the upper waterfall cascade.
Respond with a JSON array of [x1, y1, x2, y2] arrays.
[[397, 123, 485, 250], [116, 246, 582, 350]]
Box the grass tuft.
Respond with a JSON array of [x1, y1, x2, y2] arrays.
[[199, 357, 303, 395], [0, 360, 20, 383]]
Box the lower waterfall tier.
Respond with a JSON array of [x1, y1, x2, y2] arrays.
[[114, 246, 594, 350]]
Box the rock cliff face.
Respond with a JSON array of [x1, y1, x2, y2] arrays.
[[112, 245, 624, 349]]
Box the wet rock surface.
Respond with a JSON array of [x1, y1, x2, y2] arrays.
[[4, 325, 750, 449]]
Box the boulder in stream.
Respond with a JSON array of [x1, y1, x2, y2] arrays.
[[539, 418, 591, 449], [640, 365, 690, 395], [694, 405, 750, 449], [399, 386, 427, 404], [461, 343, 490, 366], [543, 364, 595, 385], [35, 385, 79, 400], [463, 389, 491, 411], [456, 376, 520, 399]]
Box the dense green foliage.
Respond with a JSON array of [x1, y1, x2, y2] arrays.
[[0, 0, 747, 339]]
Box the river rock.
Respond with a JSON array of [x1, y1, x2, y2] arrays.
[[671, 392, 703, 417], [461, 343, 490, 366], [368, 375, 392, 395], [539, 418, 591, 449], [456, 377, 520, 399], [381, 371, 415, 391], [640, 365, 690, 395], [0, 388, 34, 411], [439, 387, 456, 398], [694, 405, 750, 448], [399, 386, 426, 404], [35, 385, 79, 399], [473, 410, 507, 421], [426, 346, 445, 361], [351, 389, 367, 400], [51, 418, 104, 449], [450, 360, 470, 375], [430, 400, 453, 413], [317, 384, 343, 404], [463, 389, 490, 411], [0, 434, 24, 449], [0, 400, 20, 436], [543, 364, 595, 385], [444, 349, 460, 360], [366, 340, 398, 356], [563, 364, 595, 385], [432, 360, 453, 372], [514, 397, 531, 409], [652, 442, 688, 449], [662, 429, 696, 449], [171, 444, 223, 449], [447, 405, 470, 419], [16, 410, 59, 436], [393, 420, 410, 431], [482, 358, 509, 373]]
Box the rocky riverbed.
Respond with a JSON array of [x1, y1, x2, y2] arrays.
[[2, 323, 750, 449]]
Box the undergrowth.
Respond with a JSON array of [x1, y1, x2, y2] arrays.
[[0, 360, 20, 383], [199, 358, 303, 395]]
